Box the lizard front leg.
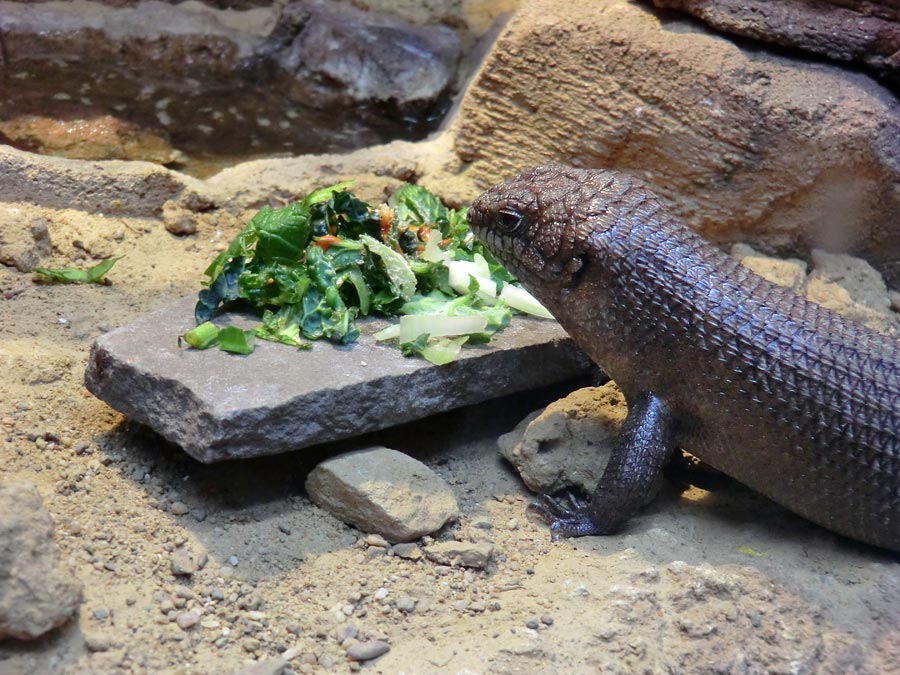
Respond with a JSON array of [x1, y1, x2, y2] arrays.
[[529, 391, 674, 538]]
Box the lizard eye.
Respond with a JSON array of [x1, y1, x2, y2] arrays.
[[496, 207, 526, 235]]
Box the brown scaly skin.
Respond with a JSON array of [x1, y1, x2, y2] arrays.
[[468, 164, 900, 552]]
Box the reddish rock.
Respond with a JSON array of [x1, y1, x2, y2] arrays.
[[652, 0, 900, 85], [0, 113, 183, 165]]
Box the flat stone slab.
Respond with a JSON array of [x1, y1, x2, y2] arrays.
[[84, 296, 593, 463]]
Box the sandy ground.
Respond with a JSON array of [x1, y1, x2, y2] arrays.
[[1, 184, 900, 675]]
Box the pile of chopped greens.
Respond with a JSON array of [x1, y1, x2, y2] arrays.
[[184, 183, 552, 365]]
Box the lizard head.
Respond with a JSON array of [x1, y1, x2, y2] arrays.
[[468, 164, 603, 292]]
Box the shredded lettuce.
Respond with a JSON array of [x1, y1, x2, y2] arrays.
[[187, 181, 551, 364]]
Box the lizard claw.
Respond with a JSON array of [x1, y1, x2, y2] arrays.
[[527, 490, 604, 539]]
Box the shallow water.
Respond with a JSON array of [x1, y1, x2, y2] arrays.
[[0, 56, 448, 177]]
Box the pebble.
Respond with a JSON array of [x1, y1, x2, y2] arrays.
[[336, 625, 359, 643], [228, 555, 239, 566], [84, 632, 113, 652], [211, 588, 226, 601], [242, 637, 261, 652], [92, 608, 110, 621], [277, 522, 292, 535], [391, 543, 422, 560], [347, 640, 390, 661], [541, 615, 554, 626], [176, 610, 200, 630], [191, 508, 207, 522], [170, 501, 190, 516], [364, 534, 389, 548], [170, 551, 196, 577], [526, 618, 540, 629], [396, 596, 417, 613]]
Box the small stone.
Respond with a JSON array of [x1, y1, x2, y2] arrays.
[[336, 625, 359, 643], [541, 615, 554, 626], [84, 632, 113, 652], [395, 596, 416, 613], [525, 618, 540, 629], [242, 637, 261, 652], [211, 588, 226, 601], [423, 541, 494, 569], [228, 555, 239, 566], [277, 522, 292, 535], [170, 551, 196, 577], [346, 640, 390, 662], [170, 501, 190, 516], [364, 534, 389, 548], [176, 610, 200, 630], [191, 509, 208, 522], [162, 201, 198, 236], [91, 608, 110, 621], [391, 543, 422, 560], [305, 446, 459, 542]]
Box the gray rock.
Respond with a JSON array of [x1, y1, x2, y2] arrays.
[[346, 640, 390, 662], [423, 541, 493, 569], [391, 543, 423, 560], [264, 0, 460, 108], [498, 383, 627, 495], [305, 446, 459, 543], [0, 482, 84, 640], [84, 295, 591, 463], [84, 631, 115, 652], [0, 145, 205, 217], [170, 550, 196, 577]]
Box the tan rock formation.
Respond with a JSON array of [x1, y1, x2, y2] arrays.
[[452, 0, 900, 284]]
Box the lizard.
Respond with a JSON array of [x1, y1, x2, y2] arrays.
[[467, 164, 900, 553]]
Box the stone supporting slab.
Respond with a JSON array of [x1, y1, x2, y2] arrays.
[[83, 295, 592, 462]]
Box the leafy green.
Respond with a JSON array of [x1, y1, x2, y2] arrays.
[[187, 181, 551, 364], [33, 256, 123, 284], [400, 334, 470, 366], [218, 326, 256, 354], [180, 321, 220, 349]]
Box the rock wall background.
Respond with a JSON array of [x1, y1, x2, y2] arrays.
[[452, 0, 900, 285]]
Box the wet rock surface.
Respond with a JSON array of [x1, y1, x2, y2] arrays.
[[83, 294, 592, 462], [652, 0, 900, 85], [0, 481, 84, 641], [305, 446, 459, 542], [264, 0, 461, 109]]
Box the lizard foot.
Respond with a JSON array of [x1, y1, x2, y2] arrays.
[[527, 491, 606, 540]]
